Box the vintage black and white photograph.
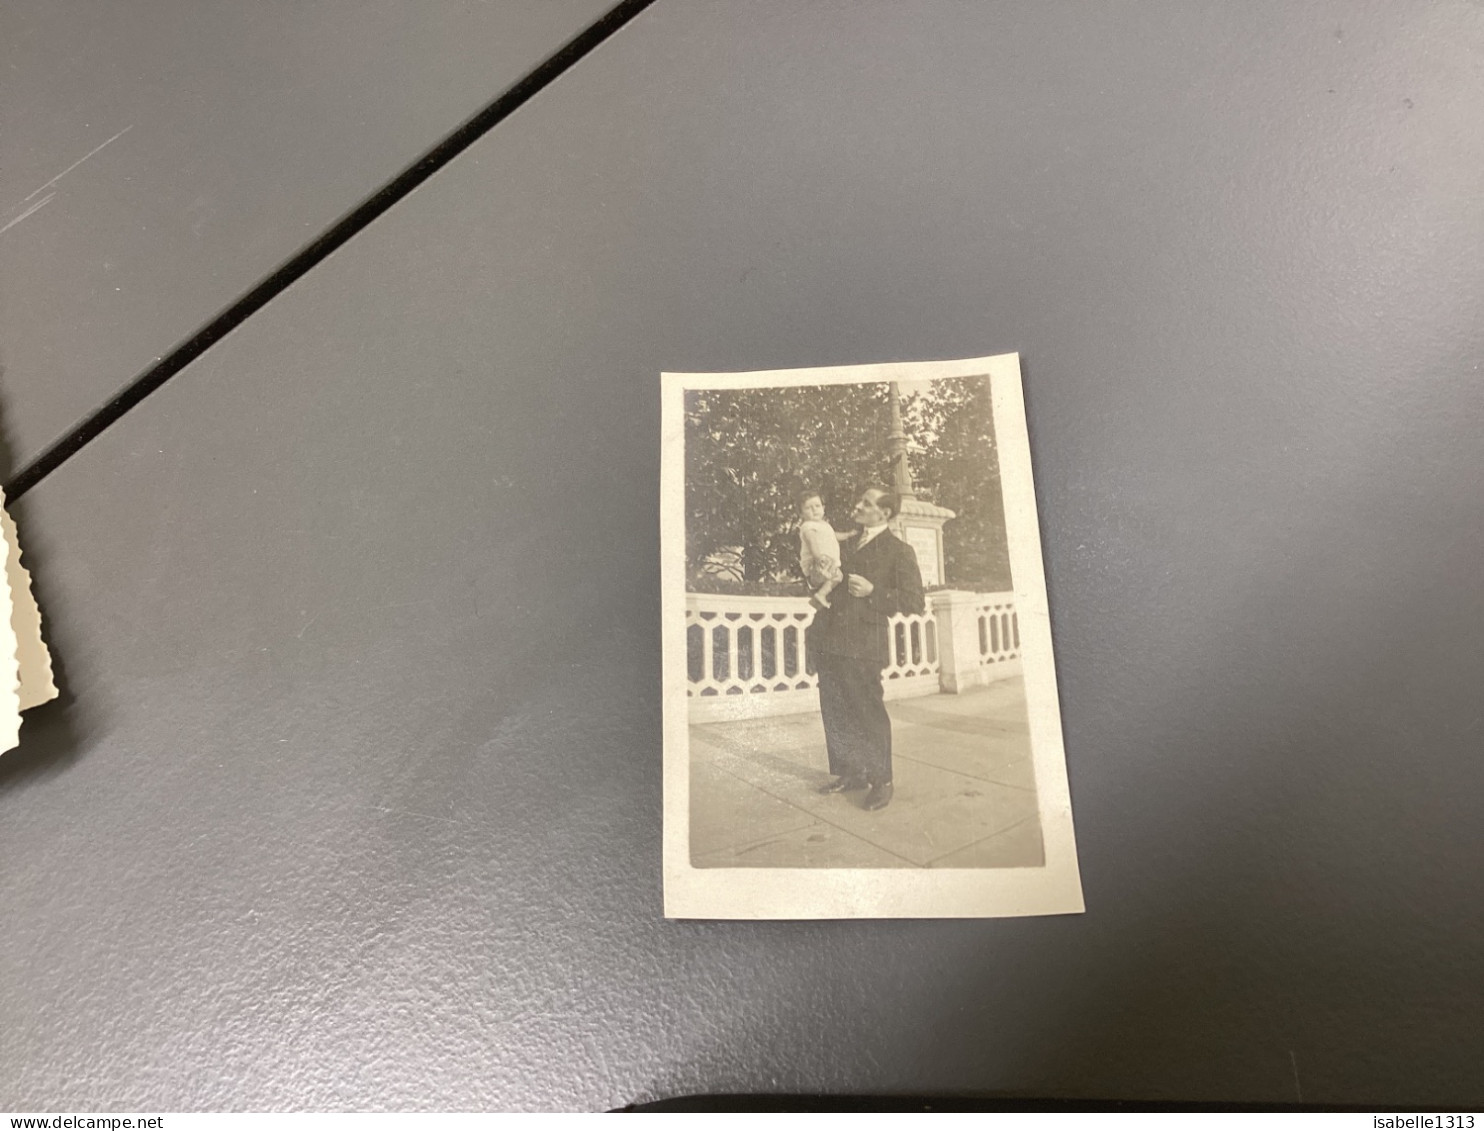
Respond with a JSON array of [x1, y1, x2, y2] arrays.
[[661, 354, 1083, 919]]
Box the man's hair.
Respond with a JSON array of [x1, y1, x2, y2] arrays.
[[865, 487, 901, 521]]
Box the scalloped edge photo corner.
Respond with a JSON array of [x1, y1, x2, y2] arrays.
[[1, 503, 58, 754]]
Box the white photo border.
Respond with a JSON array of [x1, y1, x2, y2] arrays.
[[661, 353, 1083, 919]]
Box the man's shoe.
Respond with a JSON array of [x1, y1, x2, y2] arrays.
[[862, 782, 894, 810], [818, 774, 867, 794]]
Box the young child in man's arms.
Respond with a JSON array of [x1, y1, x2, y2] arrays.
[[797, 491, 844, 610]]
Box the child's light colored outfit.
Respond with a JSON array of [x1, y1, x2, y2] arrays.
[[799, 519, 844, 589]]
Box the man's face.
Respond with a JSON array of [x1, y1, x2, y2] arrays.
[[852, 490, 888, 527]]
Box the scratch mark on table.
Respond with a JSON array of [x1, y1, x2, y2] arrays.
[[0, 193, 56, 237], [368, 804, 460, 826], [25, 124, 134, 200]]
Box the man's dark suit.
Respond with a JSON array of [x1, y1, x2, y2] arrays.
[[807, 528, 926, 787]]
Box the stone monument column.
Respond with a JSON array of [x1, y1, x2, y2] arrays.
[[886, 381, 955, 588]]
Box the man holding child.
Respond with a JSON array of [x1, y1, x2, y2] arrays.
[[802, 486, 926, 812]]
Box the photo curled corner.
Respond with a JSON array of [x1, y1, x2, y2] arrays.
[[1, 502, 57, 753]]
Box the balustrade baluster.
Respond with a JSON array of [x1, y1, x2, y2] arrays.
[[701, 622, 715, 690]]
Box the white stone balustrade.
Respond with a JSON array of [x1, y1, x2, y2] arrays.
[[929, 590, 1023, 693], [686, 594, 817, 721], [975, 593, 1021, 668], [685, 589, 1020, 721]]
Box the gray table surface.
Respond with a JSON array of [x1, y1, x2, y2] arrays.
[[0, 0, 612, 472], [4, 0, 1483, 1111]]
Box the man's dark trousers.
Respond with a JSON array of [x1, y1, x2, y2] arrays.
[[815, 654, 892, 786], [808, 528, 925, 788]]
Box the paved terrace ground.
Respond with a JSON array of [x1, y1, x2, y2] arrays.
[[689, 678, 1044, 869]]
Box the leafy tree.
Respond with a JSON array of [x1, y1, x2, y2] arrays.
[[684, 383, 892, 585], [906, 376, 1012, 591], [684, 377, 1009, 592]]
